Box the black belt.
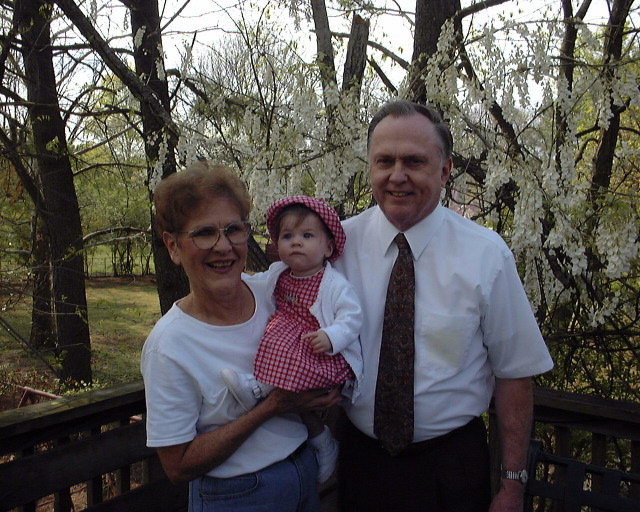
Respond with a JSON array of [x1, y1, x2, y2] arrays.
[[349, 416, 484, 457], [397, 416, 484, 455]]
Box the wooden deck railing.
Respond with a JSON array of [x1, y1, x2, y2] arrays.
[[1, 383, 639, 511], [0, 381, 187, 512], [489, 388, 640, 511]]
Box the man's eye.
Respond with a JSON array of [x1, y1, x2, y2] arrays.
[[226, 225, 241, 235]]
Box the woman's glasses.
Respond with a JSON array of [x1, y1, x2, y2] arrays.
[[176, 221, 252, 250]]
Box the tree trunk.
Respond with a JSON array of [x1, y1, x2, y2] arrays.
[[342, 14, 369, 96], [409, 0, 460, 104], [589, 0, 633, 204], [29, 214, 56, 351], [310, 0, 338, 122], [53, 0, 188, 314], [14, 0, 91, 385], [126, 0, 189, 314], [310, 6, 370, 215]]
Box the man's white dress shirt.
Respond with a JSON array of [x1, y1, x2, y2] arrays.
[[333, 204, 554, 441]]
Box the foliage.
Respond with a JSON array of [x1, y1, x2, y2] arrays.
[[0, 159, 33, 283], [0, 276, 160, 410], [177, 15, 371, 225]]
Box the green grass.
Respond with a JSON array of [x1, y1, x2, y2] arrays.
[[0, 276, 161, 405], [85, 276, 161, 383]]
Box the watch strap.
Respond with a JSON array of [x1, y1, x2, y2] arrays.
[[501, 469, 528, 484]]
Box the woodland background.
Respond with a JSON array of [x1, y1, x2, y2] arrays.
[[0, 0, 638, 404]]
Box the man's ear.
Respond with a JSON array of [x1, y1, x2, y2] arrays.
[[162, 232, 181, 265], [440, 156, 453, 186]]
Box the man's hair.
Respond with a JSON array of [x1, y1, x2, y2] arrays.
[[367, 100, 453, 159]]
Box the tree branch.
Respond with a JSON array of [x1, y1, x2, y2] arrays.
[[52, 0, 180, 139]]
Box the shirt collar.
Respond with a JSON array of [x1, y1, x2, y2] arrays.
[[374, 203, 445, 260]]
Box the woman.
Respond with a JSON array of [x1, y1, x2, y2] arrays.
[[141, 161, 339, 512]]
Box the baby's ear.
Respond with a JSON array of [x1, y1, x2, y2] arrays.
[[324, 239, 335, 260]]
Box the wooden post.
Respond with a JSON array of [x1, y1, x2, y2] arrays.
[[631, 440, 640, 500]]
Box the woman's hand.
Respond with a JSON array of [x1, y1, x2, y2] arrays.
[[266, 386, 342, 415]]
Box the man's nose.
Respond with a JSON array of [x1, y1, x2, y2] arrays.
[[389, 161, 408, 182]]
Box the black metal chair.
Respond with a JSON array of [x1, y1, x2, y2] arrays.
[[525, 439, 640, 512]]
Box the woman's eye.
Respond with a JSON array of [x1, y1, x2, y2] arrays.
[[193, 228, 216, 238]]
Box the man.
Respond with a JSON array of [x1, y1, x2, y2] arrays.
[[333, 100, 553, 512]]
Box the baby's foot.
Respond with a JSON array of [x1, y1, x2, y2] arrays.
[[221, 368, 270, 411], [309, 426, 339, 484]]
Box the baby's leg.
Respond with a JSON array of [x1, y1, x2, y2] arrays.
[[302, 411, 338, 484]]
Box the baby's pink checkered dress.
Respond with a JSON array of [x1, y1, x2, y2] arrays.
[[254, 269, 354, 392]]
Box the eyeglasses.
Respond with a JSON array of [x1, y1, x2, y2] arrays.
[[176, 221, 252, 250]]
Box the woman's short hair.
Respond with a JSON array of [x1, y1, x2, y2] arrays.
[[153, 161, 251, 235], [367, 100, 453, 159]]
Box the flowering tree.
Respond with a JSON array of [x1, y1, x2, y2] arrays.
[[414, 0, 639, 398], [177, 0, 640, 399]]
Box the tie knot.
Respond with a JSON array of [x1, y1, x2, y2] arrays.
[[394, 233, 409, 250]]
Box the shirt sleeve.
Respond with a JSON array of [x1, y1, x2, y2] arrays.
[[482, 251, 554, 379], [142, 341, 201, 448], [320, 274, 363, 355]]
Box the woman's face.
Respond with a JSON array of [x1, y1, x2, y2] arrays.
[[163, 197, 248, 298]]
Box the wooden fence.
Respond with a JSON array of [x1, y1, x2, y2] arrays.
[[1, 383, 639, 511]]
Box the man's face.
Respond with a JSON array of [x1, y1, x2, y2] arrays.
[[369, 113, 452, 232]]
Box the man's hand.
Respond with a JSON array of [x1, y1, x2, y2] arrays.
[[267, 386, 341, 414]]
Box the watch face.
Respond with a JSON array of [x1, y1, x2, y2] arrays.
[[519, 470, 528, 483]]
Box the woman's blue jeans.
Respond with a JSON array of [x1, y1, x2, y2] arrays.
[[188, 442, 319, 512]]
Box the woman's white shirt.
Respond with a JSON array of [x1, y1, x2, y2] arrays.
[[141, 277, 307, 478]]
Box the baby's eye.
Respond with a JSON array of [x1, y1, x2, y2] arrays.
[[281, 233, 293, 240], [303, 233, 314, 238]]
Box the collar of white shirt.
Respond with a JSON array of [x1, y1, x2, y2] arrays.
[[374, 203, 446, 261]]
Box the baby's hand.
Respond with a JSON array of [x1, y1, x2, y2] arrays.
[[302, 330, 333, 354]]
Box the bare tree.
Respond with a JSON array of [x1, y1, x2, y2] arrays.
[[13, 0, 91, 384], [124, 0, 189, 314], [53, 0, 189, 314]]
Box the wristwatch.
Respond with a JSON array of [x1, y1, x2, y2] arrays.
[[501, 469, 528, 484]]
